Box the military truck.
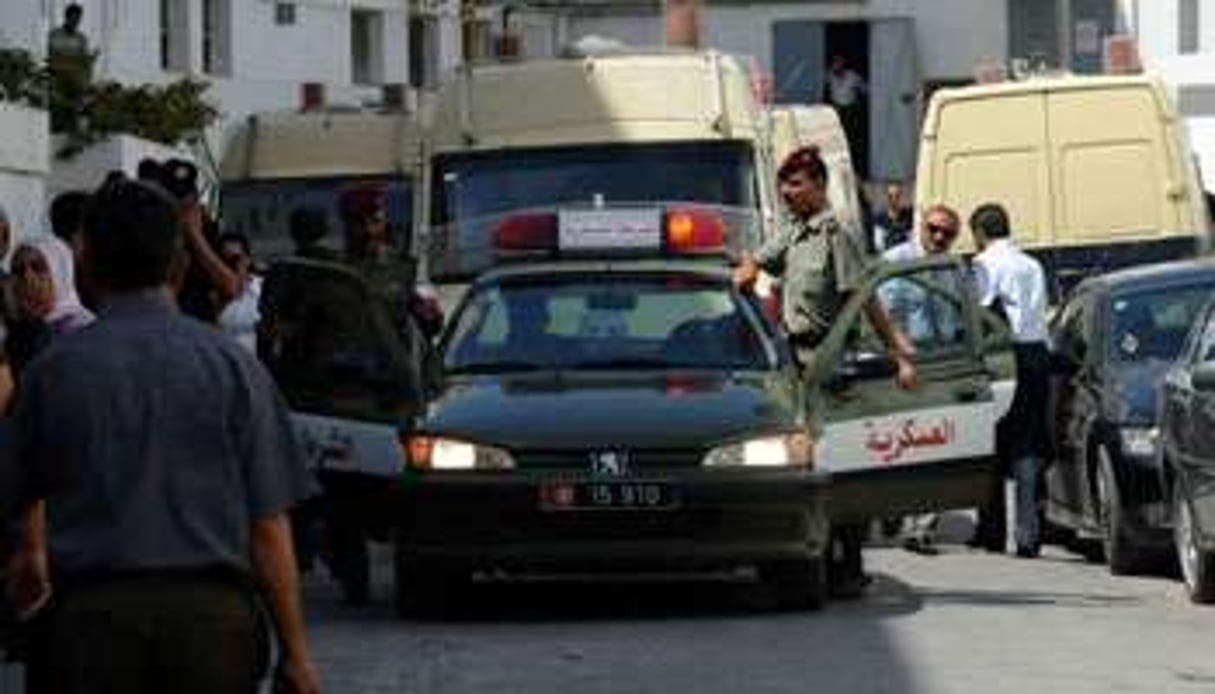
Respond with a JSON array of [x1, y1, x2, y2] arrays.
[[420, 45, 781, 302]]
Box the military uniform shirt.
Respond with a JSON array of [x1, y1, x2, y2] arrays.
[[754, 209, 867, 347]]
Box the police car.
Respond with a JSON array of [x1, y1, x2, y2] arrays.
[[392, 205, 1011, 616]]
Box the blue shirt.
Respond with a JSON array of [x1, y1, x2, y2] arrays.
[[13, 291, 311, 576]]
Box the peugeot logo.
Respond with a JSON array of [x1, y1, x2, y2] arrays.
[[589, 450, 629, 477]]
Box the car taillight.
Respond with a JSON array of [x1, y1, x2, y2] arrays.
[[665, 207, 725, 254], [493, 213, 558, 251]]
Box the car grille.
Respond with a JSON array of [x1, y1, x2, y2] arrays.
[[512, 447, 705, 472]]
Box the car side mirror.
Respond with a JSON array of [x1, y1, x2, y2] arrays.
[[1193, 361, 1215, 392]]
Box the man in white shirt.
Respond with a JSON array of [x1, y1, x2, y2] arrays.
[[967, 203, 1051, 558]]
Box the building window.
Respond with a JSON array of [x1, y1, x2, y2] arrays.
[[160, 0, 190, 72], [202, 0, 232, 76], [409, 13, 438, 89], [1179, 0, 1200, 54], [351, 9, 385, 85], [275, 3, 297, 26]]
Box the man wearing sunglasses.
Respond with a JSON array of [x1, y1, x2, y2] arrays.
[[881, 204, 963, 555]]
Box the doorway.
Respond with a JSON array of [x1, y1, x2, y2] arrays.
[[823, 22, 870, 178], [772, 18, 919, 183]]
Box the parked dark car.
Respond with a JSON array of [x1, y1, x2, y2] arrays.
[[1046, 259, 1215, 574], [1160, 297, 1215, 603]]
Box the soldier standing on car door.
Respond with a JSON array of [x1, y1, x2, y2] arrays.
[[734, 145, 918, 598]]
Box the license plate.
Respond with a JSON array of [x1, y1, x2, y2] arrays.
[[539, 481, 678, 511]]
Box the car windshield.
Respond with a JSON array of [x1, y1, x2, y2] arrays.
[[220, 176, 414, 261], [443, 274, 774, 373], [1108, 282, 1215, 363], [425, 142, 761, 279]]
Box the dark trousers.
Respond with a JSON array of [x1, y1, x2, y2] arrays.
[[29, 573, 267, 694], [974, 342, 1051, 551]]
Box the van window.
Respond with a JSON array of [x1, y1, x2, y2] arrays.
[[221, 176, 414, 261], [432, 141, 757, 226], [427, 142, 762, 279]]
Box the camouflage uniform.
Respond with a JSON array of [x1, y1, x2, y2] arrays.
[[753, 207, 871, 597], [753, 208, 867, 370]]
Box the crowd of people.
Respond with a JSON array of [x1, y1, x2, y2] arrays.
[[0, 135, 1050, 688]]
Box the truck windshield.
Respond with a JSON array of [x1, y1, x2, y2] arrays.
[[220, 176, 414, 262], [426, 142, 761, 279]]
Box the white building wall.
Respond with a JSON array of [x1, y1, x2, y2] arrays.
[[699, 0, 1005, 82], [0, 105, 50, 247], [6, 1, 418, 118], [1118, 0, 1215, 191], [537, 0, 1006, 82]]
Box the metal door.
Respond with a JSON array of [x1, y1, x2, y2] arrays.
[[772, 20, 825, 105], [806, 257, 1002, 520], [868, 18, 920, 181]]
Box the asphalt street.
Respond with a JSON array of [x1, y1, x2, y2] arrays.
[[303, 512, 1215, 694]]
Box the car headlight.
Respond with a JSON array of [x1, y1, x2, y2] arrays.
[[702, 432, 814, 468], [1119, 427, 1159, 459], [404, 435, 516, 471]]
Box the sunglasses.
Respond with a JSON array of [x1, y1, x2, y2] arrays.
[[926, 222, 958, 237]]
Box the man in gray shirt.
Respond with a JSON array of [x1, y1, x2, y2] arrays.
[[6, 177, 319, 693]]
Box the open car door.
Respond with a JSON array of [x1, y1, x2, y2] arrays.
[[258, 258, 429, 477], [807, 256, 1009, 521]]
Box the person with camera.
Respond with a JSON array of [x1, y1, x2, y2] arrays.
[[139, 158, 242, 325]]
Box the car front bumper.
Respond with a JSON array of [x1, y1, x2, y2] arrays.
[[397, 469, 831, 571]]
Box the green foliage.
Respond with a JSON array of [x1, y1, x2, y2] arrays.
[[0, 48, 219, 159], [0, 48, 50, 108]]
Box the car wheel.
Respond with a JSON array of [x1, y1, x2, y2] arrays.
[[1096, 448, 1148, 576], [761, 558, 826, 611], [1173, 483, 1215, 604]]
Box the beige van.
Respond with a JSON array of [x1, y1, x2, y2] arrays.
[[916, 74, 1210, 298], [768, 105, 866, 251]]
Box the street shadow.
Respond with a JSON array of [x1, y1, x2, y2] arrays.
[[305, 564, 928, 694]]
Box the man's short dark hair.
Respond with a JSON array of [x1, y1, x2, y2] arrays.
[[84, 177, 182, 291], [777, 146, 829, 184], [65, 3, 83, 19], [49, 190, 90, 242], [969, 202, 1011, 239]]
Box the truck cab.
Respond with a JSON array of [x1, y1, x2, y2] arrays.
[[420, 47, 781, 303]]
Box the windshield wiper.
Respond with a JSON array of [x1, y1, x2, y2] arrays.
[[568, 357, 677, 370], [446, 361, 554, 375]]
